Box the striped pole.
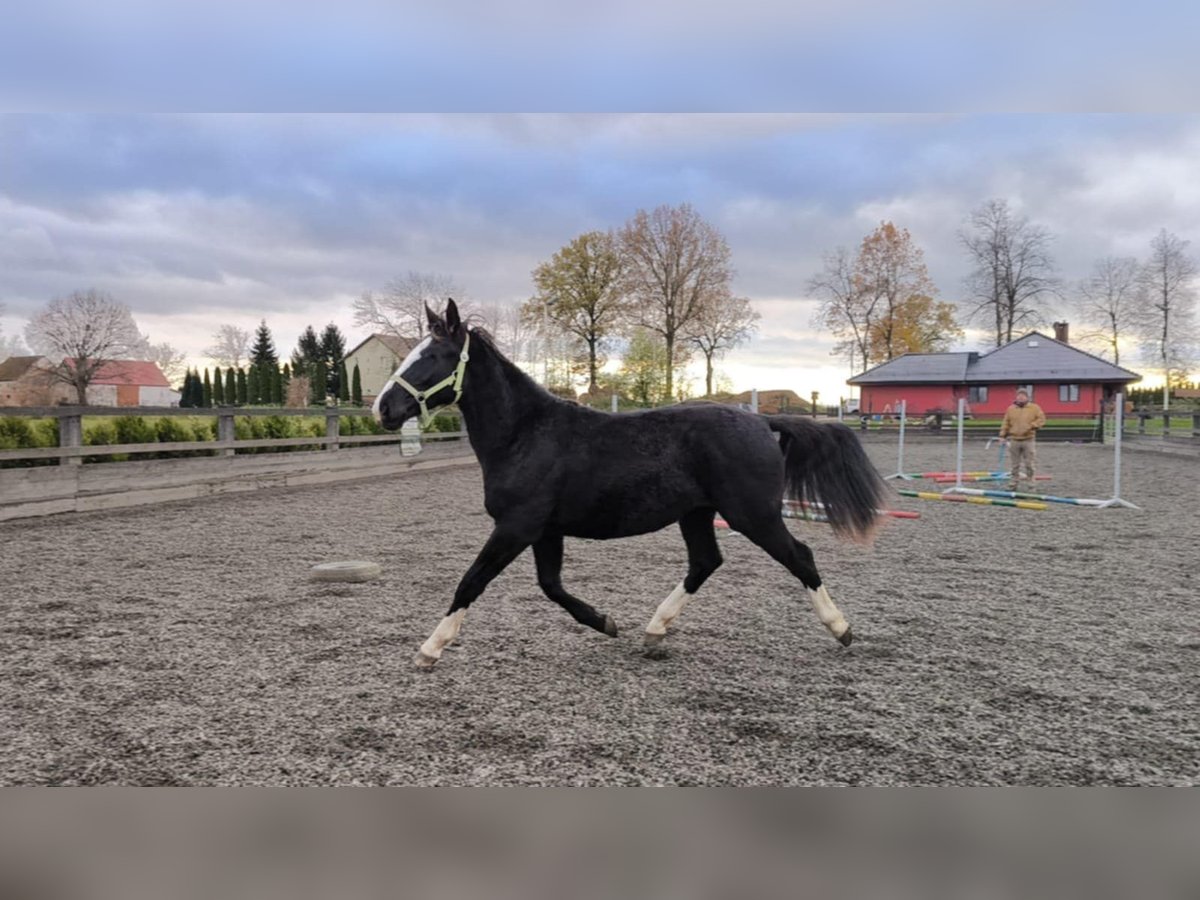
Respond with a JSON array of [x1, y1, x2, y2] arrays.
[[898, 489, 1048, 511], [950, 488, 1104, 507], [885, 400, 912, 480]]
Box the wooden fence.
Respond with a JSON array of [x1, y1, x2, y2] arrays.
[[0, 406, 476, 521]]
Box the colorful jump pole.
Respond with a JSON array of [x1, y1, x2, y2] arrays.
[[898, 489, 1048, 511], [951, 488, 1105, 507]]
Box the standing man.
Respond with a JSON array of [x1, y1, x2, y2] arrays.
[[999, 388, 1046, 490]]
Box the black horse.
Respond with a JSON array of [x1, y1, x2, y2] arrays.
[[374, 300, 886, 668]]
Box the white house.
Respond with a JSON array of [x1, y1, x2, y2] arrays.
[[344, 334, 419, 404]]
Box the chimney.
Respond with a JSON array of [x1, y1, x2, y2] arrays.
[[1053, 321, 1069, 344]]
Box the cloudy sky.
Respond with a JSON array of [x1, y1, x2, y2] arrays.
[[2, 3, 1198, 397], [3, 113, 1197, 397]]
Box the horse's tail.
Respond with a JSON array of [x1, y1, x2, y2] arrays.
[[766, 415, 887, 542]]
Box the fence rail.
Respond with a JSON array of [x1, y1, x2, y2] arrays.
[[0, 406, 465, 465]]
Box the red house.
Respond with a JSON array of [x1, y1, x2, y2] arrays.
[[847, 326, 1141, 417]]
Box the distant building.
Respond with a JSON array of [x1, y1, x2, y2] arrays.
[[0, 356, 64, 406], [731, 389, 809, 414], [344, 334, 420, 404], [847, 325, 1141, 416], [0, 357, 179, 407]]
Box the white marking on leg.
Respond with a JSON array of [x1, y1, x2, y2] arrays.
[[645, 581, 690, 637], [419, 608, 466, 661], [808, 584, 850, 640]]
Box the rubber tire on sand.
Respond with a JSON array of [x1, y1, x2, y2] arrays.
[[309, 561, 382, 583]]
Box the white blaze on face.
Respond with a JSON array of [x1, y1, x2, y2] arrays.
[[373, 336, 433, 422]]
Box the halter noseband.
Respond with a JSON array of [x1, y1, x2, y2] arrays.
[[390, 332, 471, 429]]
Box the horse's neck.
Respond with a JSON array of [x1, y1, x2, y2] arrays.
[[458, 335, 551, 458]]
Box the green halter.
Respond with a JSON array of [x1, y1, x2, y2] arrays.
[[391, 332, 471, 429]]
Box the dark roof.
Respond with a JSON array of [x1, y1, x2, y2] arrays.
[[848, 332, 1141, 386], [0, 356, 49, 381], [62, 359, 171, 387], [848, 352, 972, 384]]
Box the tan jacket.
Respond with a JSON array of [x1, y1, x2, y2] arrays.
[[1000, 402, 1046, 441]]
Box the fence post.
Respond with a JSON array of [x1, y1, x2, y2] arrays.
[[750, 388, 758, 414], [1163, 412, 1171, 437], [59, 413, 82, 467], [217, 412, 236, 457], [325, 410, 340, 452], [1193, 412, 1200, 439]]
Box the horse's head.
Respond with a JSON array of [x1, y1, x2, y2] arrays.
[[373, 299, 470, 430]]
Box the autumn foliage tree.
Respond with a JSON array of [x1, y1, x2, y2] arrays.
[[811, 223, 961, 372], [524, 230, 626, 393]]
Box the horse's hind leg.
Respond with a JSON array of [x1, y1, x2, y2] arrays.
[[644, 508, 723, 647], [533, 535, 618, 637], [735, 515, 853, 646]]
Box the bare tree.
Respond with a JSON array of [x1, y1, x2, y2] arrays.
[[1073, 256, 1140, 365], [23, 289, 148, 404], [1138, 229, 1198, 409], [140, 341, 187, 383], [476, 301, 535, 366], [354, 272, 461, 341], [619, 203, 732, 400], [204, 324, 251, 369], [523, 231, 627, 393], [809, 246, 876, 375], [0, 303, 29, 358], [960, 199, 1059, 347], [688, 293, 760, 396]]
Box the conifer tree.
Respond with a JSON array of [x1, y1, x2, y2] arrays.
[[202, 369, 213, 407], [236, 368, 248, 405], [351, 363, 363, 406], [180, 370, 194, 408], [212, 367, 224, 405], [250, 320, 278, 369], [247, 366, 261, 405], [338, 361, 350, 403], [271, 365, 283, 404], [310, 360, 327, 405]]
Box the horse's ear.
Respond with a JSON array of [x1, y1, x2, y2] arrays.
[[425, 303, 442, 334], [445, 298, 462, 336]]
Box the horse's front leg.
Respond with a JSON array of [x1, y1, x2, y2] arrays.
[[415, 527, 531, 669]]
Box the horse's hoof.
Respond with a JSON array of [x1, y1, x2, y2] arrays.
[[837, 626, 854, 647], [643, 631, 665, 647], [602, 615, 619, 637], [413, 651, 439, 669]]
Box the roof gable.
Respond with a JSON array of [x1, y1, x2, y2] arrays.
[[0, 356, 52, 382], [345, 333, 419, 360]]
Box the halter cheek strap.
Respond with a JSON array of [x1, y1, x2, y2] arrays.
[[391, 332, 470, 429]]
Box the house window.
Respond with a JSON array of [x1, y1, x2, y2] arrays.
[[968, 386, 988, 403], [1059, 384, 1080, 403]]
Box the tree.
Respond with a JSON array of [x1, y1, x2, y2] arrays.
[[688, 293, 760, 396], [337, 361, 350, 403], [351, 363, 363, 405], [236, 368, 247, 405], [869, 293, 962, 360], [179, 370, 194, 408], [320, 323, 347, 398], [960, 199, 1059, 347], [524, 231, 627, 393], [353, 272, 460, 341], [247, 366, 261, 405], [855, 222, 943, 362], [23, 289, 149, 404], [1073, 256, 1140, 365], [809, 247, 877, 375], [291, 325, 322, 373], [1138, 229, 1198, 410], [0, 304, 30, 358], [249, 320, 278, 369], [204, 324, 251, 369], [619, 329, 671, 407], [310, 360, 327, 405], [212, 367, 225, 405], [202, 369, 213, 407], [477, 302, 536, 366], [270, 365, 283, 404], [618, 204, 732, 399]]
